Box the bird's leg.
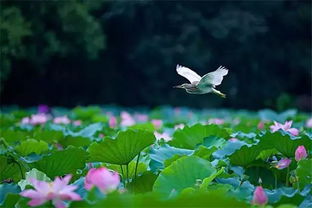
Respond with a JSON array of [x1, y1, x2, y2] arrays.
[[173, 85, 183, 88], [212, 88, 226, 98]]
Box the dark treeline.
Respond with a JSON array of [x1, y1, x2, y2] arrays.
[[0, 0, 311, 111]]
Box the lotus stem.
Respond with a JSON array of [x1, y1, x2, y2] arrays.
[[14, 160, 24, 178], [120, 165, 125, 186], [134, 152, 141, 180], [126, 164, 129, 185], [286, 166, 290, 186]]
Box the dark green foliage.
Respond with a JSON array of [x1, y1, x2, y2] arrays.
[[0, 1, 311, 110]]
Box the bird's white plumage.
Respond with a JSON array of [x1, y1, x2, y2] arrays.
[[176, 65, 202, 83], [198, 66, 228, 87]]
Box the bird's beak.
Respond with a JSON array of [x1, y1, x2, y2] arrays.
[[173, 85, 183, 89]]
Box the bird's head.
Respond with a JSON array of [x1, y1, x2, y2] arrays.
[[173, 83, 192, 89]]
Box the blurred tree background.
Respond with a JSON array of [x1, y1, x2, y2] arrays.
[[0, 0, 311, 111]]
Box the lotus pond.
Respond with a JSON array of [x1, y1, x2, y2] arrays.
[[0, 106, 311, 208]]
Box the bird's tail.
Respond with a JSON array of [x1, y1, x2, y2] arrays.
[[212, 89, 226, 98]]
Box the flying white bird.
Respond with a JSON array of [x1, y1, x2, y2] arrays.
[[174, 65, 228, 98]]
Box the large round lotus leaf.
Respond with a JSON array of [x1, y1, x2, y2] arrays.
[[229, 145, 262, 166], [296, 159, 312, 190], [153, 156, 216, 195], [169, 124, 229, 149], [88, 129, 155, 165], [258, 132, 311, 158], [15, 139, 49, 156], [31, 147, 88, 179]]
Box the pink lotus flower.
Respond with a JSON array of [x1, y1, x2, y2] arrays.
[[31, 114, 49, 125], [275, 158, 291, 169], [21, 114, 49, 125], [208, 118, 225, 125], [134, 113, 148, 122], [120, 111, 135, 127], [53, 116, 71, 125], [21, 117, 31, 124], [306, 118, 312, 128], [99, 133, 105, 138], [154, 131, 172, 142], [270, 121, 299, 136], [73, 120, 82, 126], [295, 146, 308, 161], [174, 123, 185, 130], [20, 175, 81, 208], [85, 167, 120, 193], [257, 121, 265, 130], [38, 104, 49, 114], [109, 116, 117, 128], [151, 119, 163, 129], [229, 138, 239, 142], [252, 186, 268, 205]]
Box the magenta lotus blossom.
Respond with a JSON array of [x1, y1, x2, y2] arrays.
[[31, 114, 49, 125], [85, 167, 120, 193], [252, 186, 268, 205], [20, 175, 81, 208], [99, 133, 105, 138], [306, 118, 312, 128], [208, 118, 225, 125], [295, 146, 308, 161], [53, 116, 71, 125], [21, 114, 49, 125], [151, 119, 163, 129], [257, 121, 265, 130], [275, 158, 291, 169], [73, 120, 82, 126], [154, 131, 172, 142], [38, 104, 49, 114], [108, 116, 117, 128], [134, 113, 148, 122], [120, 111, 135, 127], [22, 117, 31, 124], [270, 121, 299, 136]]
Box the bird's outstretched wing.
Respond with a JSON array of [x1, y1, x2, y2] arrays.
[[176, 65, 201, 83], [198, 66, 228, 87]]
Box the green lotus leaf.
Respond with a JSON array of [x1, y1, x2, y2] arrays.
[[0, 130, 31, 143], [88, 129, 155, 165], [0, 183, 20, 205], [229, 145, 262, 166], [88, 189, 248, 208], [0, 155, 26, 182], [31, 147, 87, 179], [15, 139, 49, 156], [59, 136, 92, 147], [153, 156, 217, 195], [295, 159, 312, 190], [169, 124, 229, 149], [193, 145, 218, 160], [258, 132, 311, 157], [32, 130, 64, 143], [18, 168, 51, 190], [127, 172, 158, 194]]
